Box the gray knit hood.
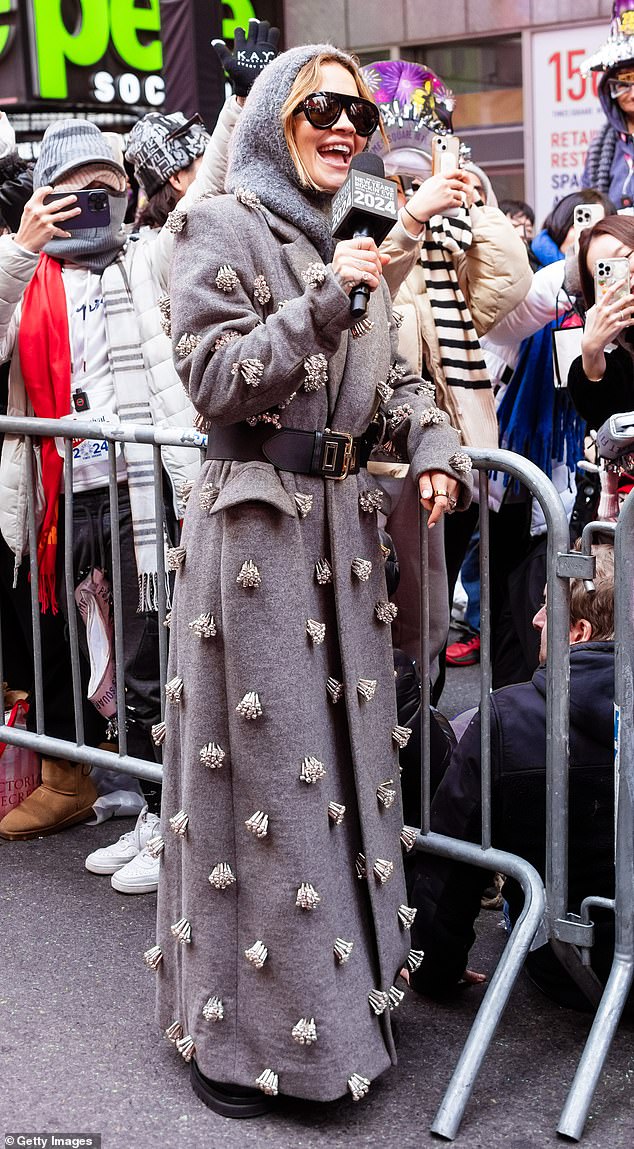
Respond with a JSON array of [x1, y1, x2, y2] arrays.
[[226, 43, 362, 261]]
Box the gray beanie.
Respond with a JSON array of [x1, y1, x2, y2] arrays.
[[227, 43, 362, 260], [125, 111, 210, 198], [33, 119, 125, 190]]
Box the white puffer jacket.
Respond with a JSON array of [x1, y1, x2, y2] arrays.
[[0, 97, 241, 561]]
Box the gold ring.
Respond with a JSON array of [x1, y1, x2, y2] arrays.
[[432, 488, 448, 498]]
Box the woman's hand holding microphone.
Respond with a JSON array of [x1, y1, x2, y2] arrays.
[[332, 235, 390, 295]]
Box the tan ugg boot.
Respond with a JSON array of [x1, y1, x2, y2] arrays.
[[0, 758, 97, 840]]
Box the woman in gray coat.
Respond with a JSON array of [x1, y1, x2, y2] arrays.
[[148, 43, 471, 1117]]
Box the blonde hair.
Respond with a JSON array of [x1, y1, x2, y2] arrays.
[[280, 53, 387, 191]]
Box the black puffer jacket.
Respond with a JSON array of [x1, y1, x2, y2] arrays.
[[407, 643, 618, 1010]]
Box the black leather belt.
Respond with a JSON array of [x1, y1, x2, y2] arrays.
[[206, 423, 373, 480]]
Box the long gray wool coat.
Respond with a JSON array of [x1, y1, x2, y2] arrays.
[[150, 189, 471, 1103]]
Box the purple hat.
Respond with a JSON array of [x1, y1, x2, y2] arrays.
[[361, 59, 455, 163], [582, 2, 634, 74]]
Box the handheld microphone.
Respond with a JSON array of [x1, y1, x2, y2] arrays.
[[331, 153, 399, 320]]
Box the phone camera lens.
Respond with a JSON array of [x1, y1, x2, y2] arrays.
[[88, 191, 107, 212]]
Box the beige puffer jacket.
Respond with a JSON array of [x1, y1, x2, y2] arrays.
[[0, 97, 241, 563], [381, 204, 533, 449]]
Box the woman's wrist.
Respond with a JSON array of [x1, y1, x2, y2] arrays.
[[581, 348, 606, 382], [401, 204, 426, 236]]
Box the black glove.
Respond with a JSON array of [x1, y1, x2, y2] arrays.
[[212, 19, 280, 99]]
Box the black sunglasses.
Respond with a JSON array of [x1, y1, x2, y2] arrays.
[[292, 91, 380, 137]]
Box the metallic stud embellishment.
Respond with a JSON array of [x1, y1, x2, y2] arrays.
[[387, 403, 414, 431], [400, 825, 418, 852], [235, 186, 262, 209], [296, 882, 321, 910], [359, 489, 383, 513], [208, 862, 236, 890], [392, 308, 404, 329], [236, 559, 261, 588], [158, 294, 171, 338], [164, 1021, 183, 1043], [165, 675, 184, 704], [176, 1034, 196, 1062], [214, 329, 241, 351], [387, 361, 406, 388], [202, 996, 224, 1022], [351, 317, 374, 339], [375, 601, 399, 625], [355, 852, 367, 880], [292, 1018, 318, 1045], [143, 945, 163, 970], [294, 492, 313, 518], [302, 261, 327, 287], [315, 558, 333, 585], [253, 274, 272, 305], [389, 986, 405, 1010], [392, 725, 412, 749], [306, 618, 326, 645], [376, 380, 394, 404], [169, 809, 189, 836], [178, 478, 195, 511], [420, 406, 449, 427], [449, 450, 473, 475], [170, 917, 192, 944], [373, 858, 394, 884], [398, 904, 417, 929], [199, 741, 225, 769], [199, 482, 220, 511], [215, 264, 239, 292], [348, 1073, 371, 1101], [146, 834, 165, 859], [326, 677, 344, 703], [189, 612, 217, 638], [328, 801, 346, 825], [351, 557, 372, 581], [231, 357, 264, 388], [164, 208, 186, 234], [151, 721, 166, 746], [300, 756, 326, 784], [303, 353, 328, 392], [255, 1069, 279, 1096], [368, 989, 390, 1015], [334, 938, 354, 964], [245, 940, 268, 968], [175, 332, 201, 359], [376, 780, 396, 809], [417, 379, 436, 399], [236, 691, 262, 719], [245, 810, 269, 838], [357, 678, 377, 702], [163, 610, 172, 630], [406, 948, 425, 973]]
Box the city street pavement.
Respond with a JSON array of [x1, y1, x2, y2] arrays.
[[1, 659, 633, 1149]]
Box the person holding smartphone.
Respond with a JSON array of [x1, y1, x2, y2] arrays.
[[568, 215, 634, 428]]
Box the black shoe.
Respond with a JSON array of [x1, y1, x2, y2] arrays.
[[190, 1058, 275, 1118]]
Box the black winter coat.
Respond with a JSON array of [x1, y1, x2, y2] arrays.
[[407, 643, 617, 1010], [568, 345, 634, 430]]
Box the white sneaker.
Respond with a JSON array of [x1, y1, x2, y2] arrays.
[[110, 845, 160, 894], [85, 805, 160, 875]]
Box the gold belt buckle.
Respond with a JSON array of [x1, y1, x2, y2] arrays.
[[322, 430, 354, 480]]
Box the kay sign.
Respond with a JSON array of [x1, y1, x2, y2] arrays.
[[530, 24, 606, 226]]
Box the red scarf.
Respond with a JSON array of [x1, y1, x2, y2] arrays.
[[18, 254, 71, 613]]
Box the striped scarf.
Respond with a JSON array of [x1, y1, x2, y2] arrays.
[[419, 210, 490, 391], [101, 256, 161, 612]]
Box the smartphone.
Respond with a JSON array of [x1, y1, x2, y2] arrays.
[[573, 203, 604, 249], [43, 188, 111, 230], [431, 134, 461, 176], [594, 257, 631, 301]]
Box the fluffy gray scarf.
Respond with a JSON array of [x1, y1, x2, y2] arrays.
[[226, 43, 360, 262]]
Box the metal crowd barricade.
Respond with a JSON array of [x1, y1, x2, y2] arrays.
[[0, 419, 631, 1141], [415, 446, 629, 1142], [0, 414, 206, 784]]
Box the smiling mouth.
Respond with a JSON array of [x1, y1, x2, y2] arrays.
[[317, 143, 353, 167]]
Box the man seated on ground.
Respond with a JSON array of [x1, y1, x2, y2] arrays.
[[406, 544, 618, 1011]]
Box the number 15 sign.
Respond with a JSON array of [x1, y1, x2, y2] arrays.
[[527, 23, 607, 227]]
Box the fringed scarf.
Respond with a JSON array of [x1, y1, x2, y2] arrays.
[[496, 322, 586, 486], [19, 253, 160, 613]]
